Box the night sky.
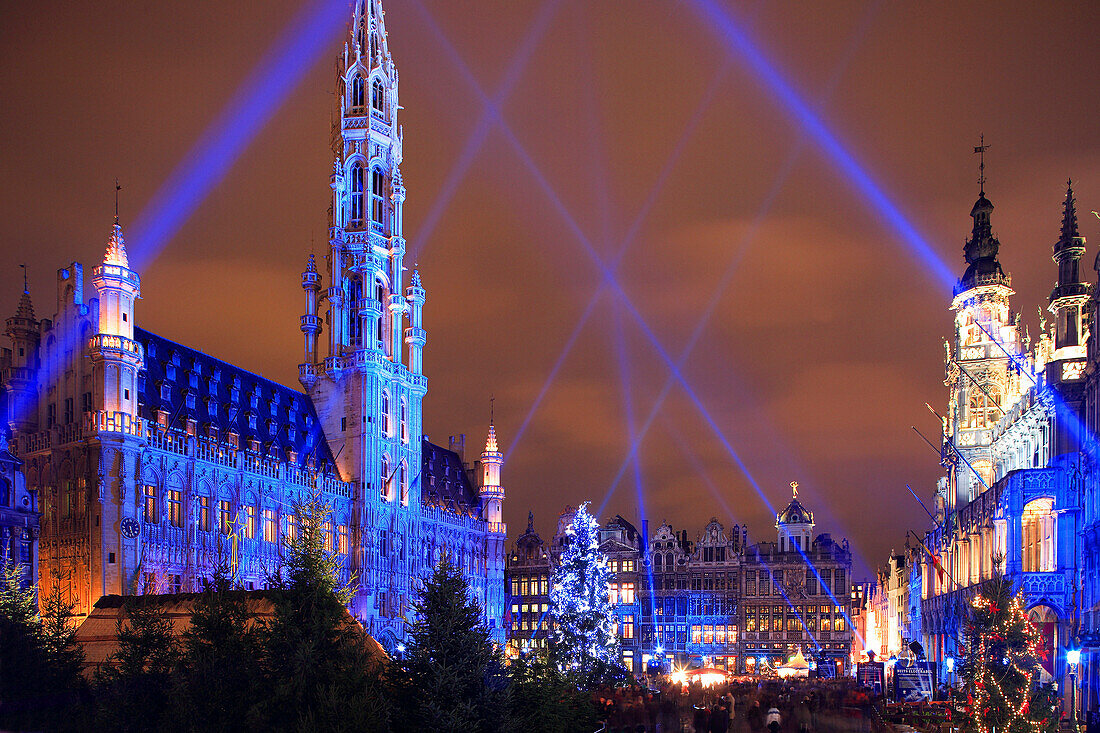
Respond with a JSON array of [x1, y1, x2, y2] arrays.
[[2, 0, 1099, 578]]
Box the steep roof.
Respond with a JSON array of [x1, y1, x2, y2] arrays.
[[133, 328, 337, 471], [421, 439, 479, 512]]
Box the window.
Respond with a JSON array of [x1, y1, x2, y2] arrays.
[[323, 520, 334, 551], [381, 456, 391, 501], [608, 583, 619, 605], [834, 615, 846, 632], [371, 168, 385, 223], [243, 505, 256, 539], [620, 582, 636, 604], [338, 524, 349, 555], [1022, 498, 1056, 572], [143, 484, 158, 523], [691, 625, 702, 644], [381, 390, 391, 436], [350, 74, 364, 112], [167, 490, 182, 528], [263, 509, 277, 542], [198, 497, 210, 532], [286, 512, 297, 542], [371, 78, 385, 115], [400, 399, 408, 443], [622, 614, 635, 639], [821, 613, 832, 632], [64, 397, 73, 424], [219, 500, 232, 535], [349, 163, 364, 227], [400, 462, 409, 505]]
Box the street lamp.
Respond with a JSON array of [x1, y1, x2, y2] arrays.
[[1067, 649, 1081, 731]]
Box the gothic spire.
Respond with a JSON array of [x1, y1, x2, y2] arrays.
[[1055, 179, 1081, 254], [103, 223, 129, 268], [14, 288, 35, 321], [957, 140, 1008, 295]]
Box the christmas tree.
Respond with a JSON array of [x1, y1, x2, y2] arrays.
[[549, 503, 620, 676], [959, 574, 1059, 733]]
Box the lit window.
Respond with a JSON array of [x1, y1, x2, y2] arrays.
[[622, 614, 635, 639], [263, 509, 277, 542], [219, 500, 232, 535], [621, 582, 636, 604], [243, 505, 256, 539], [338, 524, 349, 555], [608, 583, 619, 605], [691, 625, 702, 644], [286, 512, 297, 542], [143, 484, 158, 523], [323, 520, 334, 551], [381, 456, 391, 501], [1022, 498, 1056, 572], [198, 497, 209, 531], [167, 490, 183, 528]]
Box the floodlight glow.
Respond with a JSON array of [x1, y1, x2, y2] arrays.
[[1067, 649, 1081, 666]]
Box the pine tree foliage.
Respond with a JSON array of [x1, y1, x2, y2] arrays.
[[548, 503, 619, 675], [94, 596, 180, 732], [0, 560, 85, 729], [253, 491, 388, 731], [172, 565, 263, 732], [959, 574, 1059, 733], [507, 648, 595, 733], [395, 553, 508, 733]]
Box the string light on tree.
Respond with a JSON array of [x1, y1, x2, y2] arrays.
[[548, 503, 620, 675], [960, 575, 1059, 733]]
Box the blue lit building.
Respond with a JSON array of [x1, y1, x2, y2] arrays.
[[919, 178, 1088, 693], [0, 0, 506, 649]]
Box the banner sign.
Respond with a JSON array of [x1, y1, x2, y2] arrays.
[[894, 663, 935, 702]]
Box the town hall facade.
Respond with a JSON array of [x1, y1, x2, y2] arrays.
[[0, 0, 506, 649]]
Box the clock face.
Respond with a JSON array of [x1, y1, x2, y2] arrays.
[[120, 517, 140, 539]]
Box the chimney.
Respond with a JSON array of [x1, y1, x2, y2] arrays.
[[449, 433, 465, 462]]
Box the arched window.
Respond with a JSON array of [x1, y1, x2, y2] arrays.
[[653, 553, 662, 570], [381, 390, 391, 436], [371, 78, 385, 115], [1022, 498, 1056, 572], [371, 168, 385, 224], [400, 461, 409, 505], [400, 398, 408, 443], [349, 163, 364, 227], [380, 455, 391, 501], [350, 75, 364, 113], [348, 276, 363, 346]]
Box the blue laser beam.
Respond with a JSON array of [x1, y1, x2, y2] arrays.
[[130, 0, 352, 270], [406, 0, 562, 260]]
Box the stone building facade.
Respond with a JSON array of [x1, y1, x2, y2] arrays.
[[507, 489, 855, 676], [1, 0, 506, 649]]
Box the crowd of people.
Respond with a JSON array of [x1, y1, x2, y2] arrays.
[[594, 677, 880, 733]]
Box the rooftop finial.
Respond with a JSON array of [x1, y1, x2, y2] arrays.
[[19, 263, 27, 294], [490, 394, 495, 426], [974, 135, 990, 195], [790, 480, 799, 499], [114, 178, 122, 226]]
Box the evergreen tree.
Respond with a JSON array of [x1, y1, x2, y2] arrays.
[[395, 553, 509, 733], [548, 503, 619, 677], [172, 565, 263, 732], [0, 560, 86, 730], [93, 595, 180, 733], [959, 574, 1059, 733], [507, 648, 595, 733], [252, 491, 388, 731]]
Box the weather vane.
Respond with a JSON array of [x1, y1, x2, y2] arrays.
[[973, 135, 990, 194], [790, 481, 799, 498]]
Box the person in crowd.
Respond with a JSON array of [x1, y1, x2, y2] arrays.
[[766, 706, 782, 733]]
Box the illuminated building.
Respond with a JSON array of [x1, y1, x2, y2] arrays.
[[0, 0, 505, 649], [509, 488, 854, 676], [920, 177, 1087, 688]]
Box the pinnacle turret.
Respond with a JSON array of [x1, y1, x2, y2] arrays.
[[14, 288, 35, 321], [1055, 180, 1083, 255], [103, 223, 129, 268]]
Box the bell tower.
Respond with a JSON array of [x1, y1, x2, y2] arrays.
[[89, 223, 142, 419]]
